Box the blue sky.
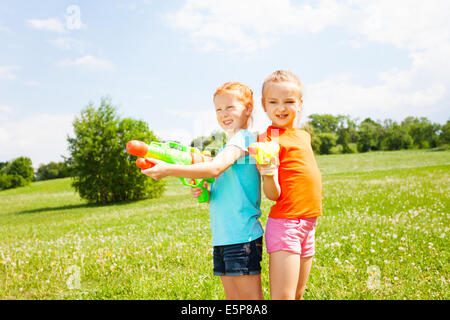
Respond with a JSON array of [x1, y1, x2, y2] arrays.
[[0, 0, 449, 167]]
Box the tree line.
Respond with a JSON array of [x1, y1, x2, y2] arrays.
[[307, 114, 449, 154], [190, 115, 450, 155], [0, 158, 72, 190]]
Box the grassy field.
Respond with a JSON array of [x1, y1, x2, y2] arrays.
[[0, 149, 449, 300]]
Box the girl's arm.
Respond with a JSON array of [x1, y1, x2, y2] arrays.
[[259, 167, 281, 201], [141, 145, 246, 180]]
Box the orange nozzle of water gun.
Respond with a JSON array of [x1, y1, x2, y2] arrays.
[[136, 158, 154, 170], [248, 145, 258, 156], [126, 140, 148, 157]]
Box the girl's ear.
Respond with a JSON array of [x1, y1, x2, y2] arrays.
[[297, 98, 303, 111], [246, 104, 253, 116]]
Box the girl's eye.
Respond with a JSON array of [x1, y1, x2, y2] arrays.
[[227, 106, 234, 110]]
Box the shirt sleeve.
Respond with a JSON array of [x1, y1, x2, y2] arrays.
[[226, 130, 256, 152]]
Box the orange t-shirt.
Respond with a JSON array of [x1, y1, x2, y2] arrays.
[[258, 126, 322, 219]]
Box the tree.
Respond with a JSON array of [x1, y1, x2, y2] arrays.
[[66, 97, 165, 203], [337, 128, 353, 153], [310, 132, 322, 154], [381, 123, 413, 150], [401, 117, 440, 149], [35, 161, 71, 181], [0, 174, 27, 190], [439, 120, 450, 145], [316, 133, 337, 155], [190, 130, 227, 156], [308, 114, 344, 134], [2, 157, 34, 182], [190, 135, 212, 150], [0, 157, 33, 190], [357, 118, 384, 152]]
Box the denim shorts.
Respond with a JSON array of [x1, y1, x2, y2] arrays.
[[213, 237, 263, 276]]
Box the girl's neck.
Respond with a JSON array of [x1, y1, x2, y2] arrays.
[[270, 123, 294, 130], [225, 125, 248, 138]]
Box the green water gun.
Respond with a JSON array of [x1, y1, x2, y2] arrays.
[[126, 140, 214, 203]]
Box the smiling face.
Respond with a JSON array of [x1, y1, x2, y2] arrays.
[[262, 81, 303, 129], [214, 91, 251, 136]]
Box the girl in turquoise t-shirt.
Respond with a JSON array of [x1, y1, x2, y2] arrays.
[[141, 82, 264, 300]]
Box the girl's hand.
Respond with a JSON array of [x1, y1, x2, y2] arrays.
[[140, 158, 172, 180], [256, 156, 279, 176], [256, 164, 278, 176], [190, 181, 208, 198]]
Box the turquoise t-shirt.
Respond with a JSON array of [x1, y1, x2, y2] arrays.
[[209, 129, 263, 246]]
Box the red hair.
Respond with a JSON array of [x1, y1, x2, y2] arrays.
[[213, 81, 254, 109]]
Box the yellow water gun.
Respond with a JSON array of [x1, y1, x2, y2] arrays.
[[248, 141, 280, 175]]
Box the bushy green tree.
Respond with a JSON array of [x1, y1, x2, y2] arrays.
[[337, 128, 352, 153], [35, 161, 71, 181], [309, 114, 344, 134], [381, 123, 413, 150], [316, 132, 337, 154], [190, 130, 226, 156], [0, 157, 33, 190], [357, 118, 384, 152], [310, 132, 321, 154], [66, 97, 165, 204], [190, 135, 213, 150], [401, 117, 440, 149], [0, 174, 27, 190], [439, 120, 450, 145], [3, 157, 34, 182]]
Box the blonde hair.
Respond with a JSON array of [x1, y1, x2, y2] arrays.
[[261, 70, 305, 128], [214, 81, 254, 129], [262, 70, 303, 99]]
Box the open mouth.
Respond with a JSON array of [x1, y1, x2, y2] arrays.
[[275, 114, 289, 120], [223, 119, 233, 126]]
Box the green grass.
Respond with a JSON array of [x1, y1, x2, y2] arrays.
[[0, 149, 449, 300]]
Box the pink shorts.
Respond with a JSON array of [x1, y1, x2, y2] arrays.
[[265, 217, 318, 257]]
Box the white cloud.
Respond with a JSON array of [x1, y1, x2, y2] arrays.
[[27, 18, 67, 33], [0, 113, 74, 168], [168, 0, 450, 54], [0, 65, 19, 80], [48, 37, 86, 52], [0, 105, 13, 113], [56, 55, 115, 72], [305, 75, 446, 120], [349, 0, 450, 52], [167, 0, 344, 53], [157, 108, 219, 144], [167, 0, 450, 122], [0, 105, 13, 122]]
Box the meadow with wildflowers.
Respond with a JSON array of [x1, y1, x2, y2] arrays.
[[0, 149, 448, 299]]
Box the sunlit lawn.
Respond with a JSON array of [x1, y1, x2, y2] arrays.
[[0, 149, 449, 299]]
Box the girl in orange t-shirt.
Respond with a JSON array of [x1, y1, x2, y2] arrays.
[[257, 70, 322, 300]]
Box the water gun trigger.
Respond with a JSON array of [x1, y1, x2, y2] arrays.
[[136, 158, 155, 170]]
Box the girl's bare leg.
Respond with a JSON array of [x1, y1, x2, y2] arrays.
[[221, 275, 263, 300], [269, 251, 300, 300], [295, 256, 313, 300]]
